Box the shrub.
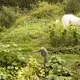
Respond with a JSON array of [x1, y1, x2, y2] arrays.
[[0, 67, 12, 80], [17, 56, 40, 80], [71, 61, 80, 80], [0, 6, 20, 28], [0, 0, 38, 10], [46, 56, 72, 80], [0, 43, 28, 79], [64, 0, 80, 13], [40, 0, 63, 4], [49, 22, 80, 47], [32, 2, 64, 19], [0, 26, 6, 32]]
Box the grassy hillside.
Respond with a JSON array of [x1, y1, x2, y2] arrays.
[[0, 18, 50, 50], [0, 2, 80, 80], [0, 15, 80, 80]]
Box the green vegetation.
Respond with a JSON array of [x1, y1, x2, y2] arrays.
[[0, 0, 80, 80], [64, 0, 80, 13], [0, 6, 20, 28]]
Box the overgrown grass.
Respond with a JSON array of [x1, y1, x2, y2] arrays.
[[0, 18, 51, 50]]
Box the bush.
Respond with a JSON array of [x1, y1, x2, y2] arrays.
[[64, 0, 80, 13], [0, 67, 12, 80], [46, 56, 72, 80], [40, 0, 63, 4], [0, 6, 20, 28], [48, 46, 80, 54], [71, 61, 80, 80], [31, 2, 64, 19], [0, 26, 6, 32], [49, 22, 80, 47], [0, 0, 38, 10], [17, 56, 40, 80]]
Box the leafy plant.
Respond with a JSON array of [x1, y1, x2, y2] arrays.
[[46, 56, 72, 80], [49, 22, 80, 47], [64, 0, 80, 13], [0, 67, 12, 80], [0, 6, 20, 28], [32, 2, 64, 19], [17, 56, 40, 80]]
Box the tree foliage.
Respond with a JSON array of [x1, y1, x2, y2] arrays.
[[64, 0, 80, 13], [0, 0, 38, 9], [0, 6, 20, 28]]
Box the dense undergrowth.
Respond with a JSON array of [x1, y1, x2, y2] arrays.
[[0, 1, 80, 80]]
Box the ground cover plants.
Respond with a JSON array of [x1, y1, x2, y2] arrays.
[[0, 1, 80, 80]]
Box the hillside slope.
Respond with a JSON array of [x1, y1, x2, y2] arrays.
[[0, 16, 52, 52]]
